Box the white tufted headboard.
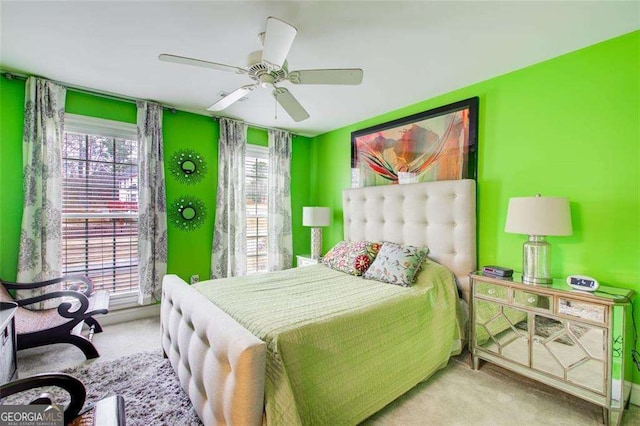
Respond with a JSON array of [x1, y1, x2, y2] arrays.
[[343, 179, 476, 302]]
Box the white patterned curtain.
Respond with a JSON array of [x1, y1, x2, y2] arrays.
[[16, 77, 67, 304], [136, 101, 167, 305], [211, 118, 247, 278], [267, 129, 293, 271]]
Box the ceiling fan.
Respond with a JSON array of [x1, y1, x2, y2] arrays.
[[159, 17, 363, 122]]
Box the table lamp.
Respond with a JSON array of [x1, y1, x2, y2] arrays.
[[504, 194, 572, 284], [303, 207, 331, 259]]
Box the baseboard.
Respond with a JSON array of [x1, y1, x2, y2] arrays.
[[99, 303, 160, 326]]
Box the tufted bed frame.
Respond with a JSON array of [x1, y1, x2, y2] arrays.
[[160, 179, 476, 425]]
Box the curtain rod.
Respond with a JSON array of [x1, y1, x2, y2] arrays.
[[2, 71, 178, 113], [3, 71, 300, 137], [209, 116, 299, 138]]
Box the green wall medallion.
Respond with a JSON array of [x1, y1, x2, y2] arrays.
[[169, 196, 207, 231], [169, 149, 207, 184]]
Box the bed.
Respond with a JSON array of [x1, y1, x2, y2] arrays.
[[160, 179, 476, 425]]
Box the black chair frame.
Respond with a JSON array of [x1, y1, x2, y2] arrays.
[[1, 275, 109, 359], [0, 373, 86, 424], [1, 373, 126, 425]]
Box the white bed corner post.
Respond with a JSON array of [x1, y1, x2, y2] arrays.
[[160, 275, 266, 426], [342, 179, 477, 303]]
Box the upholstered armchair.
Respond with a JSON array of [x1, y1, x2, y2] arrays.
[[0, 373, 125, 425], [0, 275, 110, 359]]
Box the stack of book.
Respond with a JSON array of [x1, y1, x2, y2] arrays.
[[482, 265, 513, 278]]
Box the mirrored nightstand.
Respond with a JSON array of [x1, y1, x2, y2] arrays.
[[469, 272, 635, 426]]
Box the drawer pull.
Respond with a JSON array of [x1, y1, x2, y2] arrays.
[[527, 297, 536, 303], [488, 288, 496, 295]]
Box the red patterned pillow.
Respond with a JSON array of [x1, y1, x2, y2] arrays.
[[322, 240, 381, 276]]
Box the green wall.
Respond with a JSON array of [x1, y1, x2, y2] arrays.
[[311, 29, 640, 379], [0, 80, 312, 282], [0, 78, 25, 279], [311, 30, 639, 293], [162, 110, 218, 280], [311, 30, 639, 378]]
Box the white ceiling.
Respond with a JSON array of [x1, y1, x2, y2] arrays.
[[1, 1, 638, 137]]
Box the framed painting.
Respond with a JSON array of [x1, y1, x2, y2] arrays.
[[351, 97, 479, 187]]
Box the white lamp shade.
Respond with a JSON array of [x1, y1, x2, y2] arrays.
[[505, 196, 572, 236], [303, 207, 331, 227]]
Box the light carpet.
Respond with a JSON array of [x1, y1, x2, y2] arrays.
[[8, 348, 640, 425], [6, 351, 202, 426]]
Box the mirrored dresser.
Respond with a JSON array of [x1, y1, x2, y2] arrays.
[[470, 272, 635, 426]]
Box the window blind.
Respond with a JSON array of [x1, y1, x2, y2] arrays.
[[62, 116, 139, 296], [245, 145, 268, 274]]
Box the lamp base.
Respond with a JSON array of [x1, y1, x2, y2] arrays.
[[311, 228, 322, 259], [522, 275, 553, 285], [522, 235, 552, 285]]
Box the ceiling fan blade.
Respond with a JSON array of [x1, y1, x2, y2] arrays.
[[261, 17, 297, 69], [159, 54, 246, 75], [273, 87, 310, 122], [207, 85, 257, 111], [288, 69, 364, 85]]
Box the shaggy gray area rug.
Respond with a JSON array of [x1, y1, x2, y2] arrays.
[[3, 351, 203, 426]]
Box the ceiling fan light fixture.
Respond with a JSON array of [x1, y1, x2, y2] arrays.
[[259, 74, 276, 88]]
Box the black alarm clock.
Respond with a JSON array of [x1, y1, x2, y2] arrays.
[[566, 275, 599, 292]]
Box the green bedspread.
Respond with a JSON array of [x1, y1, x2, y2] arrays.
[[194, 260, 460, 425]]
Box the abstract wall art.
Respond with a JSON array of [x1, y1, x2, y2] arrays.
[[351, 97, 479, 187]]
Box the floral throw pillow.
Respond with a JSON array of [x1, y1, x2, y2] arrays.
[[363, 242, 429, 286], [322, 241, 382, 276]]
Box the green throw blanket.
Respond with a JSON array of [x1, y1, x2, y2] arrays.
[[194, 260, 461, 425]]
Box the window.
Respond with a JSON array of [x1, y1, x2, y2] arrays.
[[245, 145, 268, 274], [62, 114, 139, 299]]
